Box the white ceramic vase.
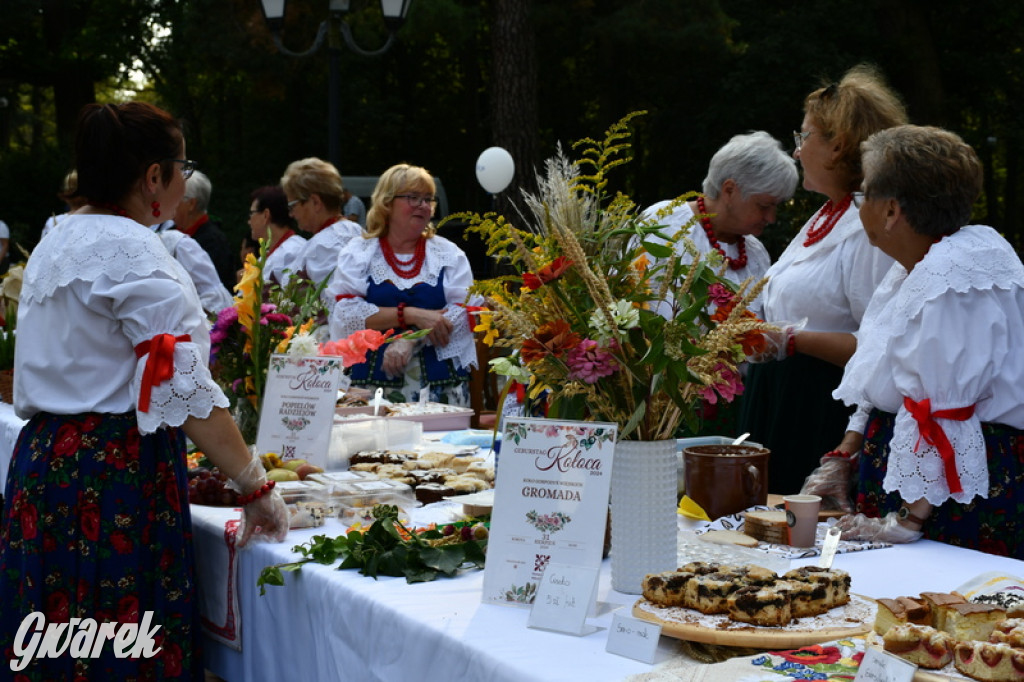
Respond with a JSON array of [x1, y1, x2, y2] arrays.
[[610, 439, 678, 594]]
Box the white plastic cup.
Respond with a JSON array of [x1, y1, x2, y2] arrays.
[[783, 494, 821, 547]]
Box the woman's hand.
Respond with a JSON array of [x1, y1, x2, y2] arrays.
[[237, 489, 289, 547], [408, 307, 452, 346], [382, 338, 417, 378], [834, 511, 923, 544]]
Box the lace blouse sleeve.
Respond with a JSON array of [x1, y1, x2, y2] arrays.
[[433, 243, 480, 371], [99, 272, 229, 434], [328, 238, 379, 339], [884, 289, 1003, 505]]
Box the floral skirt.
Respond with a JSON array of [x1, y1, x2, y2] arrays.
[[0, 412, 202, 681], [858, 409, 1024, 559]]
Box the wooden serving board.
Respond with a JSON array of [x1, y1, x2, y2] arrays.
[[632, 595, 874, 648], [766, 494, 847, 520]]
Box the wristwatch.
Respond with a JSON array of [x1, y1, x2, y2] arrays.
[[897, 506, 928, 527]]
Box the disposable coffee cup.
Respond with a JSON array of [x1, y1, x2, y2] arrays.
[[783, 494, 821, 547]]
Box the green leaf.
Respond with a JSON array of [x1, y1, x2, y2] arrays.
[[640, 240, 674, 259]]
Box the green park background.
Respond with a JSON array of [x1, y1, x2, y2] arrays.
[[1, 0, 1021, 275]]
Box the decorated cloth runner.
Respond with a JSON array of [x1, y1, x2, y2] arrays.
[[192, 506, 243, 651], [695, 505, 891, 560]]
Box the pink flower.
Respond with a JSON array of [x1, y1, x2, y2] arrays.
[[566, 339, 618, 384], [707, 283, 734, 308], [321, 329, 395, 367], [699, 362, 744, 404]]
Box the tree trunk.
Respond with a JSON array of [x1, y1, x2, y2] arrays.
[[491, 0, 538, 221]]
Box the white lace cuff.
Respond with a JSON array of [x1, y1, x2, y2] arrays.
[[883, 405, 989, 505], [433, 306, 478, 371], [131, 342, 230, 434], [329, 298, 380, 340]]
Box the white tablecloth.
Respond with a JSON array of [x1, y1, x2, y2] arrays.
[[193, 500, 1023, 682]]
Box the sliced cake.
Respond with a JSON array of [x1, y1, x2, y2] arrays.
[[882, 623, 956, 670]]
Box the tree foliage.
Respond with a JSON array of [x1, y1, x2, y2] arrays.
[[0, 0, 1022, 265]]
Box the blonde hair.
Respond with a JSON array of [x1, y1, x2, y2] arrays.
[[280, 157, 344, 213], [804, 64, 908, 191], [365, 164, 437, 239]]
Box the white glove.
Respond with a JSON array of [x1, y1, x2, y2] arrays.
[[226, 455, 289, 548], [834, 511, 923, 544], [382, 337, 417, 379], [799, 454, 855, 513], [747, 318, 807, 363]]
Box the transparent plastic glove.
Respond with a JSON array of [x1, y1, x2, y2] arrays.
[[382, 337, 416, 379], [748, 318, 808, 363], [834, 511, 923, 544], [800, 455, 855, 513], [226, 456, 289, 547]]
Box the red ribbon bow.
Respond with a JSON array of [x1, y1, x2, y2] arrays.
[[902, 396, 975, 495], [134, 334, 191, 413]]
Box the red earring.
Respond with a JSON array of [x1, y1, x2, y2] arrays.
[[151, 201, 161, 217]]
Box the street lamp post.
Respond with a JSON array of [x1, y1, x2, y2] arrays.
[[259, 0, 413, 168]]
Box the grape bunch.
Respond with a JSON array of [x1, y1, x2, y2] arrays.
[[187, 467, 239, 506]]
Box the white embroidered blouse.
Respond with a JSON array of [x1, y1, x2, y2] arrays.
[[15, 214, 229, 434], [833, 225, 1024, 505], [326, 235, 480, 372]]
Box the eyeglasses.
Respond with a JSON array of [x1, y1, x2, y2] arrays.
[[287, 198, 306, 211], [851, 192, 866, 208], [395, 194, 438, 208], [793, 130, 813, 151], [248, 208, 262, 216], [166, 159, 197, 180]]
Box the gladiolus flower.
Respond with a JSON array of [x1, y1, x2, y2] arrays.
[[321, 329, 395, 367], [707, 283, 734, 308], [522, 256, 573, 291]]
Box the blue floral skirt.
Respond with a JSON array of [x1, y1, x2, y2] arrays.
[[858, 409, 1024, 559], [0, 412, 202, 681]]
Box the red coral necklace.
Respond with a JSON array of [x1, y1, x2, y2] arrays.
[[696, 197, 747, 270], [803, 194, 853, 247], [380, 237, 427, 279], [88, 201, 129, 218]]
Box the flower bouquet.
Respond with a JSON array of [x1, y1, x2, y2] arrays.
[[455, 112, 777, 593], [455, 112, 774, 442]]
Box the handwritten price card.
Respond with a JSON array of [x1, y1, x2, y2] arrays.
[[527, 563, 600, 635], [854, 646, 916, 682], [482, 418, 617, 608], [256, 354, 344, 466], [606, 611, 661, 663]]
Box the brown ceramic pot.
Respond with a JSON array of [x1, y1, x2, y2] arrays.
[[682, 444, 770, 520]]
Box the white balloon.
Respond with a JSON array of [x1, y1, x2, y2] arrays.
[[475, 147, 515, 194]]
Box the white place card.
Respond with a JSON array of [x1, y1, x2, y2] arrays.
[[527, 563, 599, 636], [482, 418, 617, 608], [854, 646, 917, 682], [256, 354, 345, 467], [605, 611, 661, 663]]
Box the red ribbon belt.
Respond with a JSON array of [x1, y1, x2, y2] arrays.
[[134, 334, 191, 413], [902, 396, 975, 495]]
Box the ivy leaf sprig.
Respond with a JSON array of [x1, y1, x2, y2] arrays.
[[257, 505, 489, 595]]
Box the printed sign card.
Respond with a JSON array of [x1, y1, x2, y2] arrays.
[[256, 354, 344, 467], [527, 563, 600, 636], [482, 418, 617, 608], [606, 611, 661, 663]]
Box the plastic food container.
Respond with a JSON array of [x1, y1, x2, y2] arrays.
[[325, 418, 424, 470], [385, 403, 474, 431]]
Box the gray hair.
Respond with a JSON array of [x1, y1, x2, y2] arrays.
[[184, 170, 212, 212], [702, 131, 798, 200]]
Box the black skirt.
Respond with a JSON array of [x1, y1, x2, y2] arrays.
[[738, 354, 854, 495]]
